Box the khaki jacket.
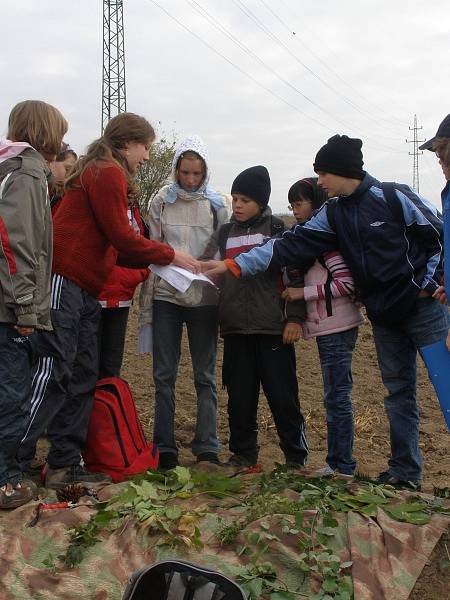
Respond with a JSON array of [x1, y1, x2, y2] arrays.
[[0, 148, 53, 329]]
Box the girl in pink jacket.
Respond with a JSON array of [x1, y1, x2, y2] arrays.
[[283, 178, 364, 475]]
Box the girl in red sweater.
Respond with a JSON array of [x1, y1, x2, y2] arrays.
[[18, 113, 198, 488]]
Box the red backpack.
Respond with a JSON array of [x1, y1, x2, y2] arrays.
[[83, 377, 158, 482]]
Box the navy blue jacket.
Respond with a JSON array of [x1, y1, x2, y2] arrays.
[[235, 173, 443, 325]]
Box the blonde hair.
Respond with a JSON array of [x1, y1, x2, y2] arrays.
[[433, 138, 450, 169], [66, 112, 155, 191], [7, 100, 68, 158]]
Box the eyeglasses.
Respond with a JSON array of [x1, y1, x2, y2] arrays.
[[287, 200, 312, 211]]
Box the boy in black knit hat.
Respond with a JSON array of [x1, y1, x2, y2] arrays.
[[202, 137, 449, 489], [204, 165, 309, 468]]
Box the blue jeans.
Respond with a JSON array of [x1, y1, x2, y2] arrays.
[[316, 327, 358, 475], [0, 324, 32, 486], [372, 297, 449, 482], [152, 300, 219, 457]]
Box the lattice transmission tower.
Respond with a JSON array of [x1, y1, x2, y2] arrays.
[[102, 0, 127, 133], [406, 114, 425, 192]]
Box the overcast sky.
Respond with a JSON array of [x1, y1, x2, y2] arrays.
[[1, 0, 448, 212]]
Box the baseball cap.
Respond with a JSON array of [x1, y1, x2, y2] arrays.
[[419, 114, 450, 151]]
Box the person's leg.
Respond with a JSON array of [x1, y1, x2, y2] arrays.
[[152, 300, 183, 459], [98, 307, 130, 379], [316, 328, 358, 475], [18, 276, 84, 471], [46, 292, 101, 468], [372, 323, 421, 483], [223, 334, 259, 463], [0, 324, 33, 487], [184, 305, 220, 457], [258, 335, 308, 466], [373, 298, 449, 484]]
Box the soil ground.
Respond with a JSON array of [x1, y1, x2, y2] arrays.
[[121, 303, 450, 599]]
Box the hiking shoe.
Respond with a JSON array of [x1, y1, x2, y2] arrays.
[[0, 479, 37, 509], [376, 471, 421, 491], [197, 452, 222, 465], [158, 452, 179, 471], [45, 465, 112, 490], [23, 464, 47, 485], [227, 454, 257, 468]]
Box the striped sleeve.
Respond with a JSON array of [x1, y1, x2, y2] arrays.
[[303, 251, 355, 302]]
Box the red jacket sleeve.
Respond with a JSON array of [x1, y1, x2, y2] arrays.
[[85, 164, 174, 266]]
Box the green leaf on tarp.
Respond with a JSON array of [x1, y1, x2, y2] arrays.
[[269, 591, 296, 600], [322, 577, 338, 592], [164, 505, 182, 520]]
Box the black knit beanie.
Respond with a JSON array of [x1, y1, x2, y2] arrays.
[[231, 165, 271, 208], [313, 135, 364, 179]]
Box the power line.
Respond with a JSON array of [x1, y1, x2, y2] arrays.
[[145, 0, 403, 154], [182, 0, 403, 154], [276, 0, 410, 128], [257, 0, 407, 133], [233, 0, 400, 142]]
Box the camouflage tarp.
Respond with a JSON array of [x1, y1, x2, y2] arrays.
[[0, 472, 448, 600]]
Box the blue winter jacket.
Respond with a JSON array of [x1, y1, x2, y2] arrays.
[[235, 173, 443, 326]]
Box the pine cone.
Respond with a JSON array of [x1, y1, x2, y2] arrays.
[[56, 484, 86, 503]]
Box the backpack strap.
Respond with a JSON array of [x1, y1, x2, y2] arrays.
[[318, 255, 333, 317], [381, 182, 405, 224], [325, 199, 337, 231], [210, 205, 218, 231]]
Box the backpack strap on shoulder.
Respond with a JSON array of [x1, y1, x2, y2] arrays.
[[318, 256, 333, 317], [381, 182, 404, 224]]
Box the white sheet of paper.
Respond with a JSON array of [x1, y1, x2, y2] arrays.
[[149, 264, 215, 294]]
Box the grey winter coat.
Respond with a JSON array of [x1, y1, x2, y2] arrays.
[[0, 148, 53, 329]]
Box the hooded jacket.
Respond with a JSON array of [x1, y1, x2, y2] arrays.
[[233, 173, 444, 326], [146, 135, 231, 308], [0, 142, 53, 329]]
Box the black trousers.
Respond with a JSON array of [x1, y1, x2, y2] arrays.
[[98, 306, 130, 379], [18, 275, 101, 469], [222, 333, 308, 464]]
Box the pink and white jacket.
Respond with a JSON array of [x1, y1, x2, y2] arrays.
[[302, 251, 364, 339]]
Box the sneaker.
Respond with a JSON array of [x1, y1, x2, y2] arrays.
[[313, 465, 336, 477], [227, 454, 257, 468], [158, 452, 179, 471], [197, 452, 222, 465], [0, 479, 37, 509], [45, 465, 112, 490], [285, 460, 306, 470], [375, 471, 421, 491]]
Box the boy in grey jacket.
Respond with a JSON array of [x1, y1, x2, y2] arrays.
[[0, 100, 67, 509]]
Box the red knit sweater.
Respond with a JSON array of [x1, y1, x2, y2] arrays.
[[52, 162, 174, 296]]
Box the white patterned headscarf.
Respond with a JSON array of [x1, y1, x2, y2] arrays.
[[165, 134, 224, 209]]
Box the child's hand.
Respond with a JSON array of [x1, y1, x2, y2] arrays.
[[171, 250, 201, 273], [283, 322, 302, 344], [200, 260, 228, 277], [282, 287, 305, 302], [432, 285, 448, 304]]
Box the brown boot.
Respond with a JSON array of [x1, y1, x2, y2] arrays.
[[0, 479, 37, 509]]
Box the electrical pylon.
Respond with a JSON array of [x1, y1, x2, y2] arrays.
[[406, 115, 425, 193], [102, 0, 127, 133]]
